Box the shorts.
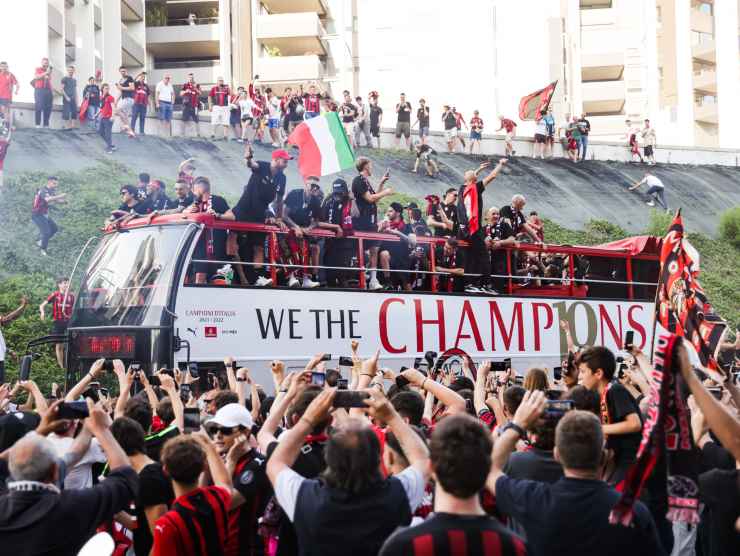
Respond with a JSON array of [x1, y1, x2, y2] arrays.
[[182, 104, 199, 123], [444, 128, 457, 141], [470, 130, 482, 141], [211, 105, 229, 126], [343, 121, 355, 135], [117, 97, 134, 118], [644, 145, 654, 157], [230, 109, 242, 126], [62, 97, 78, 120], [370, 124, 380, 138], [395, 121, 410, 138], [534, 133, 546, 144], [52, 320, 69, 336], [419, 126, 429, 137], [505, 131, 514, 142], [268, 117, 280, 129], [158, 101, 173, 121]]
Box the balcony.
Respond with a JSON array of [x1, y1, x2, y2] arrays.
[[260, 0, 329, 16], [581, 52, 624, 82], [254, 54, 325, 84], [694, 101, 718, 124], [48, 3, 63, 38], [146, 22, 220, 58], [256, 13, 326, 56], [693, 69, 716, 94], [581, 80, 625, 115], [690, 7, 713, 34], [121, 0, 144, 22], [692, 39, 716, 63], [121, 24, 145, 67]]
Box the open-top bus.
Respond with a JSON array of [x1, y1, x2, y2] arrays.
[[60, 213, 660, 387]]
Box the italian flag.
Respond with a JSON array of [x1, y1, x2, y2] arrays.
[[287, 112, 355, 178]]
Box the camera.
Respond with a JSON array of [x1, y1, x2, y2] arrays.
[[311, 372, 326, 387], [615, 357, 627, 380], [338, 356, 354, 367]]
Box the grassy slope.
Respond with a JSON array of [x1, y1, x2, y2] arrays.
[[0, 164, 737, 392]]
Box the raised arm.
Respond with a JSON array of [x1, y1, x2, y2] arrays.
[[474, 361, 491, 415], [159, 373, 184, 433], [65, 359, 105, 401], [85, 399, 130, 471], [2, 296, 28, 324], [400, 367, 466, 415], [481, 159, 508, 188]]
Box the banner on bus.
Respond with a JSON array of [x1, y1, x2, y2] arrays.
[[176, 289, 656, 365]]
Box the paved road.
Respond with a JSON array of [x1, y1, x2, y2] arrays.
[[6, 128, 739, 236]]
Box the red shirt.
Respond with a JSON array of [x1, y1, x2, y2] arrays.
[[470, 116, 484, 131], [100, 94, 114, 119], [153, 486, 231, 556], [47, 290, 75, 321], [304, 93, 321, 113], [0, 71, 18, 100], [133, 82, 150, 105], [182, 82, 201, 107], [32, 187, 52, 215], [500, 118, 516, 133], [33, 67, 52, 90], [209, 86, 230, 107]]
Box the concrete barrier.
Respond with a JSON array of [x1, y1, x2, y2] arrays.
[[7, 101, 740, 167]]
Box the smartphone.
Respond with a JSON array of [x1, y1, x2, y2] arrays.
[[180, 383, 191, 402], [503, 357, 512, 368], [338, 356, 354, 367], [624, 330, 635, 351], [57, 401, 90, 419], [337, 378, 349, 390], [311, 372, 326, 387], [188, 363, 199, 379], [333, 390, 371, 408], [320, 354, 332, 362], [148, 375, 161, 387], [708, 387, 723, 400], [102, 359, 114, 373], [130, 362, 141, 372], [513, 375, 523, 385], [553, 366, 563, 381], [183, 407, 200, 433], [395, 375, 410, 388], [544, 399, 574, 420], [424, 351, 438, 365], [19, 355, 32, 381], [491, 361, 507, 372]]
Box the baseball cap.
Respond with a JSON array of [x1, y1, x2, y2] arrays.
[[332, 178, 348, 193], [390, 202, 404, 213], [210, 403, 253, 429], [272, 149, 293, 161], [404, 202, 419, 210]]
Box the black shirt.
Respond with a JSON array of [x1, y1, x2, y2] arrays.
[[168, 192, 195, 211], [61, 76, 77, 100], [83, 84, 101, 107], [351, 175, 378, 231], [496, 476, 665, 556], [459, 181, 485, 238], [340, 102, 358, 123], [145, 424, 180, 462], [416, 144, 437, 157], [443, 111, 457, 130], [148, 193, 171, 212], [115, 199, 152, 217], [432, 202, 458, 238], [284, 189, 321, 227], [119, 75, 135, 99], [416, 106, 430, 128], [504, 448, 564, 484], [396, 102, 412, 123], [499, 206, 526, 236], [698, 468, 740, 556], [233, 161, 287, 223], [370, 105, 383, 127], [134, 462, 174, 556], [486, 220, 516, 243], [605, 383, 642, 468], [322, 195, 352, 229], [229, 449, 272, 556], [380, 513, 525, 556]]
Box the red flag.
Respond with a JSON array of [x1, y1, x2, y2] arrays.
[[518, 81, 557, 121], [79, 97, 89, 122], [656, 211, 727, 369]]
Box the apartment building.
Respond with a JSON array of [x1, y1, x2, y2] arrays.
[[0, 0, 146, 104]]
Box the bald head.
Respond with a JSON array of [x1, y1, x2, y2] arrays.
[[512, 194, 526, 209], [9, 433, 58, 483]]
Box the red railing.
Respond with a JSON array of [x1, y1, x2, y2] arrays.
[[114, 213, 660, 299]]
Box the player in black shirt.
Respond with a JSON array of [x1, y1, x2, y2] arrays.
[[500, 194, 540, 243], [434, 238, 465, 293], [318, 179, 355, 288], [111, 184, 152, 222], [186, 176, 232, 284], [381, 415, 525, 556], [369, 95, 383, 148], [282, 176, 323, 288], [484, 207, 518, 294]]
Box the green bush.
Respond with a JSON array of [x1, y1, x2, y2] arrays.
[[718, 206, 740, 249], [646, 210, 673, 238]]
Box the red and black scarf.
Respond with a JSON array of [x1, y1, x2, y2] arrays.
[[610, 334, 700, 526], [462, 181, 480, 235]]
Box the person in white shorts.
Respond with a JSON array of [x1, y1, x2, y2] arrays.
[[208, 77, 231, 140]]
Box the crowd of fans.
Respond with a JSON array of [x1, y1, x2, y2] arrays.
[[0, 330, 737, 555]]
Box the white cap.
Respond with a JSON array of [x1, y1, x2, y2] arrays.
[[210, 403, 253, 429]]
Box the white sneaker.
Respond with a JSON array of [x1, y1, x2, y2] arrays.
[[368, 278, 383, 291], [287, 275, 300, 288], [302, 277, 320, 288], [272, 142, 280, 147], [255, 276, 273, 287], [465, 285, 482, 293], [646, 200, 655, 207]]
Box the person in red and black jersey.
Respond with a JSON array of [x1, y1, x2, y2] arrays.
[[31, 176, 66, 255], [483, 207, 518, 294], [31, 57, 53, 128], [209, 77, 232, 140], [302, 83, 323, 119], [434, 237, 465, 293], [39, 276, 74, 370], [378, 202, 414, 289], [380, 414, 526, 556], [98, 83, 116, 153], [181, 73, 202, 136], [207, 403, 272, 556], [152, 435, 233, 556], [131, 72, 150, 135]]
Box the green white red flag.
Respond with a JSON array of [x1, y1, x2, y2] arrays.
[[287, 112, 355, 178]]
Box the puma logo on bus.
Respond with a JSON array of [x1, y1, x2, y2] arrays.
[[204, 326, 218, 338]]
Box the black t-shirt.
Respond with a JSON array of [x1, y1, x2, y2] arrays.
[[322, 195, 351, 229], [486, 220, 516, 243], [83, 84, 101, 107], [416, 144, 436, 157], [351, 175, 377, 231], [233, 161, 287, 222], [432, 202, 458, 238], [119, 75, 135, 99], [145, 424, 180, 462], [605, 383, 642, 467], [340, 102, 358, 123], [496, 476, 665, 556], [284, 189, 321, 227], [148, 194, 171, 212], [369, 105, 383, 127], [134, 462, 174, 556], [499, 205, 526, 235], [444, 111, 457, 130], [504, 448, 564, 484], [698, 469, 740, 556], [61, 76, 77, 99], [416, 106, 430, 128], [229, 449, 272, 555], [396, 102, 412, 123], [168, 192, 195, 211], [380, 513, 525, 556], [116, 199, 152, 217]]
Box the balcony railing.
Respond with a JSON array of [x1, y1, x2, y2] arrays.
[[146, 16, 219, 27]]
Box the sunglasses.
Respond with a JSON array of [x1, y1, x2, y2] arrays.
[[208, 425, 238, 436]]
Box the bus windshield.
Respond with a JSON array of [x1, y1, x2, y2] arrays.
[[71, 225, 191, 327]]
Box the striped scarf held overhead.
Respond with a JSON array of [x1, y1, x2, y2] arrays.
[[609, 334, 700, 526]]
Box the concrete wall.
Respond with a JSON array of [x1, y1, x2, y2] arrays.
[[7, 101, 740, 167]]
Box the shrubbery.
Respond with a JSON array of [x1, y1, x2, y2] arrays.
[[718, 206, 740, 249]]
